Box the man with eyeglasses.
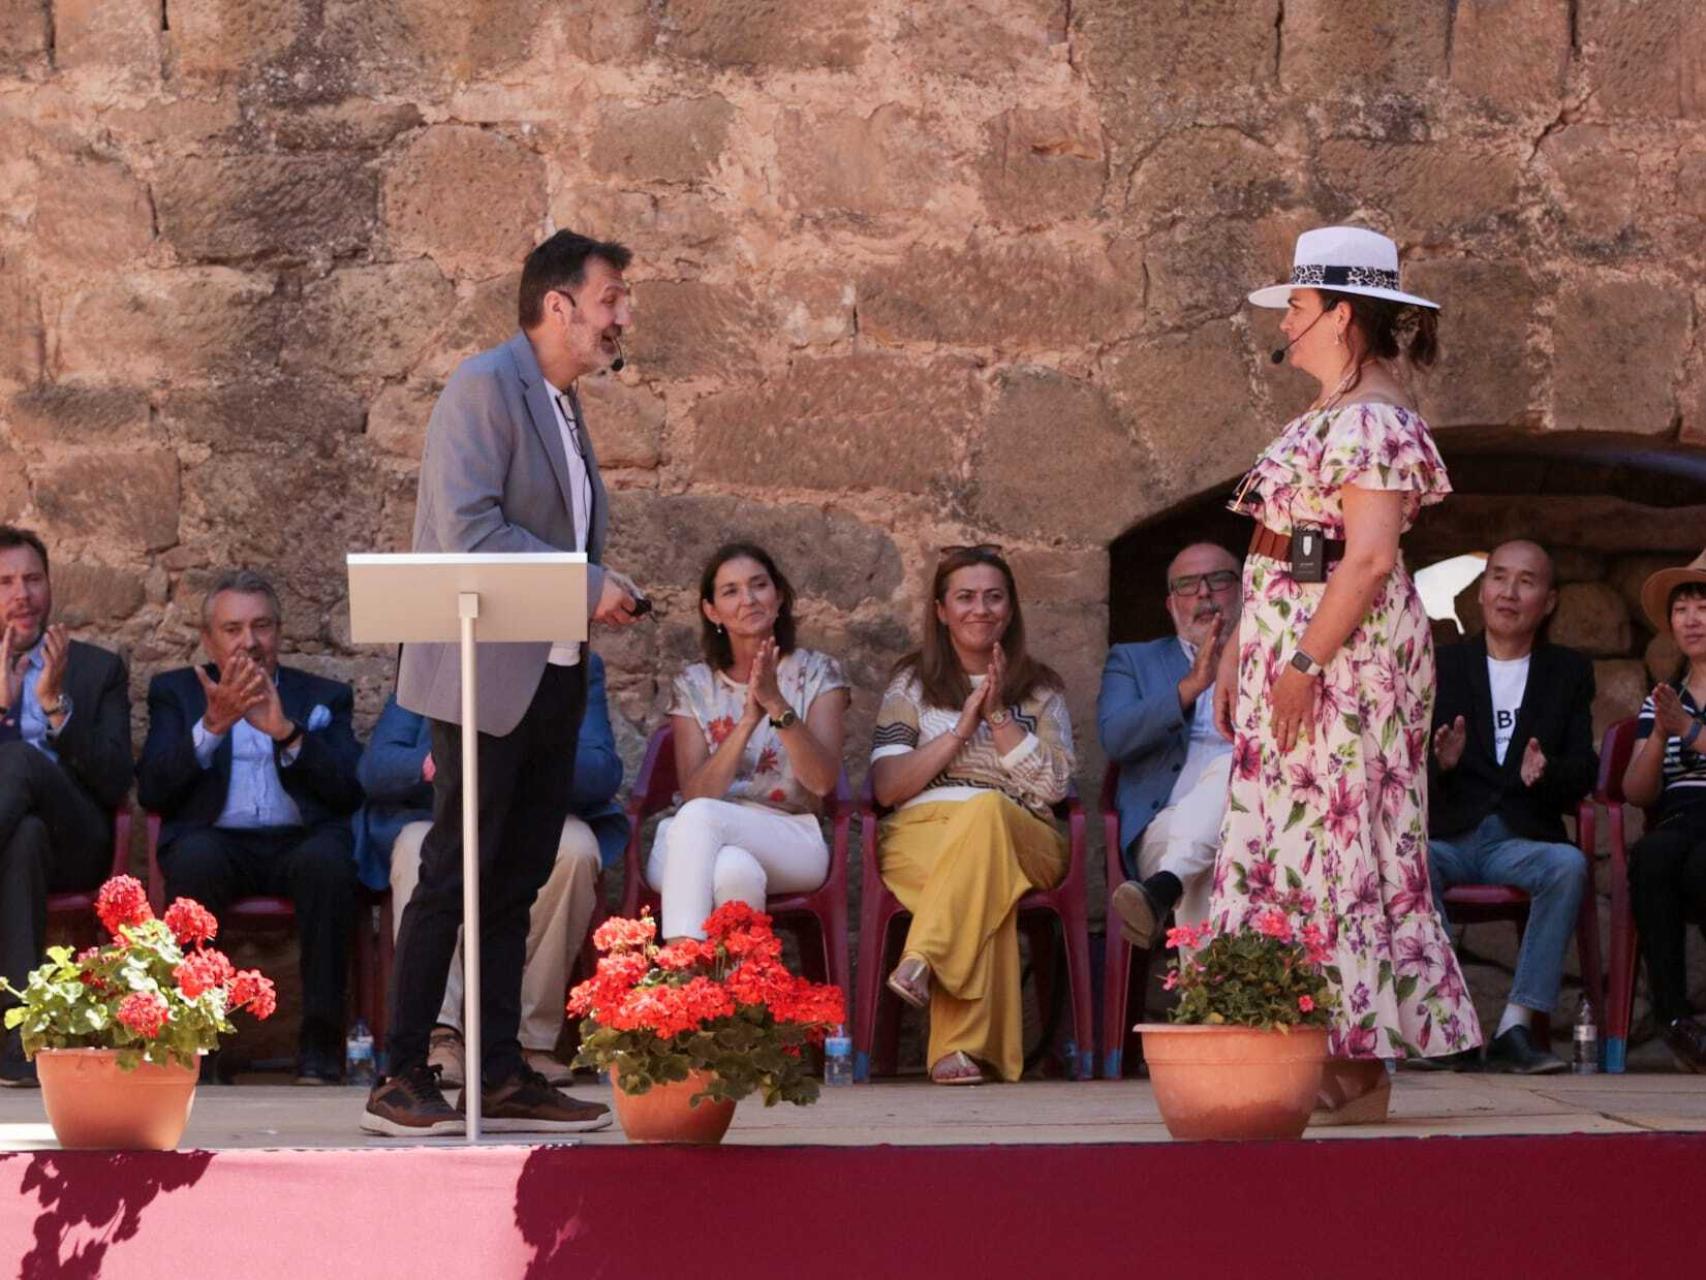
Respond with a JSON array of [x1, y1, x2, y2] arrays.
[[1099, 543, 1242, 948], [366, 230, 647, 1138]]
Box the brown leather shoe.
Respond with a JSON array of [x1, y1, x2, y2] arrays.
[[465, 1066, 612, 1133], [361, 1065, 464, 1137]]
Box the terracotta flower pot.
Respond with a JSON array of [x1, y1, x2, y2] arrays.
[[35, 1048, 200, 1151], [1138, 1023, 1328, 1142], [609, 1065, 736, 1145]]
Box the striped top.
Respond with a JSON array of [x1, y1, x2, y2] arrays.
[[1635, 683, 1706, 817], [871, 670, 1074, 819]]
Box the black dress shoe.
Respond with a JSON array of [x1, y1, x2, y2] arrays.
[[1402, 1048, 1482, 1073], [1662, 1017, 1706, 1074], [0, 1053, 38, 1088], [1484, 1025, 1567, 1075], [295, 1046, 344, 1086]]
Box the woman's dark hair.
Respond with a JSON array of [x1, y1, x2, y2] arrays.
[[896, 546, 1062, 711], [698, 542, 797, 670], [1667, 581, 1706, 685], [1316, 288, 1439, 396]]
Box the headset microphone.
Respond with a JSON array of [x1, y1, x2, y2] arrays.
[[610, 334, 626, 374], [1269, 310, 1326, 364]]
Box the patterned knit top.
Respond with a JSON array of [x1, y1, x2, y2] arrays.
[[870, 670, 1074, 820]]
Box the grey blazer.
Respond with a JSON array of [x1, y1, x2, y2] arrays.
[[397, 331, 610, 736]]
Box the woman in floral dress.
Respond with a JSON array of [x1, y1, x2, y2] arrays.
[[649, 542, 849, 941], [1210, 227, 1482, 1123]]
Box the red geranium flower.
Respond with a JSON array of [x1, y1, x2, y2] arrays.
[[164, 898, 219, 946], [174, 949, 236, 1000], [116, 992, 170, 1038], [229, 969, 277, 1020], [95, 875, 153, 937], [592, 911, 657, 954]]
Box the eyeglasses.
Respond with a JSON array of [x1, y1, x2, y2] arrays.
[[939, 543, 1005, 557], [1169, 570, 1239, 596]]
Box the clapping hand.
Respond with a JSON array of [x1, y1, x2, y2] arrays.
[[34, 624, 69, 709], [1432, 715, 1467, 771], [243, 669, 294, 741], [0, 625, 24, 714], [1181, 613, 1225, 706], [750, 637, 786, 719], [196, 652, 270, 736], [951, 678, 989, 746], [983, 642, 1009, 723], [1519, 737, 1547, 787], [1653, 684, 1695, 741]]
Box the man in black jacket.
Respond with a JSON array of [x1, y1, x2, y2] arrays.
[[137, 569, 362, 1083], [1428, 540, 1597, 1074], [0, 527, 133, 1087]]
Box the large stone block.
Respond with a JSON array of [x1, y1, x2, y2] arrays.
[[1313, 141, 1522, 240], [1127, 130, 1294, 230], [34, 156, 154, 272], [52, 561, 147, 626], [690, 353, 982, 495], [365, 379, 440, 461], [1404, 259, 1537, 428], [1005, 546, 1110, 605], [1539, 126, 1644, 253], [1102, 320, 1266, 517], [772, 271, 854, 348], [1579, 0, 1706, 119], [0, 0, 51, 70], [154, 153, 377, 263], [0, 261, 43, 388], [859, 239, 1137, 350], [0, 444, 26, 522], [563, 0, 656, 63], [577, 376, 664, 470], [166, 0, 309, 80], [775, 105, 949, 221], [653, 0, 868, 71], [897, 0, 1064, 80], [1280, 0, 1449, 100], [1143, 213, 1314, 331], [977, 107, 1105, 228], [281, 260, 454, 381], [55, 269, 280, 384], [417, 271, 520, 382], [587, 96, 736, 186], [7, 383, 150, 446], [1592, 659, 1649, 744], [159, 378, 366, 455], [974, 367, 1146, 545], [55, 0, 163, 76], [383, 126, 545, 277], [1609, 553, 1680, 616], [1449, 0, 1570, 117], [1645, 632, 1682, 684], [33, 449, 180, 552], [322, 0, 544, 88], [1550, 582, 1632, 657], [604, 492, 903, 608], [1550, 277, 1691, 436], [625, 280, 767, 380]]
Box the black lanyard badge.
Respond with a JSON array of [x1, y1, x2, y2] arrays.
[[1291, 523, 1327, 583]]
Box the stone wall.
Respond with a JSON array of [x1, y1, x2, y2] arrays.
[[6, 3, 1706, 1034]]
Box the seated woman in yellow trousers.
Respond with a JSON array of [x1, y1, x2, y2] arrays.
[[870, 545, 1074, 1085]]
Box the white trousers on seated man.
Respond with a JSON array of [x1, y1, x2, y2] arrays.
[[1135, 752, 1231, 937], [390, 816, 600, 1081], [646, 797, 828, 940]]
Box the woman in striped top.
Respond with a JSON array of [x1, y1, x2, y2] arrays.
[[1625, 551, 1706, 1072], [870, 545, 1073, 1084]]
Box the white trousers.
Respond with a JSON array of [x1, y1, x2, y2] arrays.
[[646, 797, 829, 939], [1136, 752, 1232, 935], [390, 816, 600, 1051]]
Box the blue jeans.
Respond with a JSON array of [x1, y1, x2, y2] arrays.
[[1428, 814, 1587, 1014]]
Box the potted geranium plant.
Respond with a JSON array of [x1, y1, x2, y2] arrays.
[[1, 874, 276, 1150], [1137, 909, 1337, 1141], [569, 901, 845, 1144]]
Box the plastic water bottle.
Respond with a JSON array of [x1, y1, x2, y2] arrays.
[[823, 1024, 853, 1087], [1572, 998, 1599, 1075], [345, 1019, 376, 1086]]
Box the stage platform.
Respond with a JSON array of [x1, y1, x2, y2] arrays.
[[5, 1074, 1704, 1277]]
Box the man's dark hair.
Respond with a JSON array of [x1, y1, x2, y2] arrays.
[[0, 525, 48, 574], [518, 231, 634, 328]]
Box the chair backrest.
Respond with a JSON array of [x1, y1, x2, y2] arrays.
[[1594, 717, 1641, 807]]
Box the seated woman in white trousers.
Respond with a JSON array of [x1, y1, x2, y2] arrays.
[[649, 542, 849, 940]]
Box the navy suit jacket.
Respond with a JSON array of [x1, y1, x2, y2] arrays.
[[137, 664, 364, 849], [1098, 637, 1197, 876]]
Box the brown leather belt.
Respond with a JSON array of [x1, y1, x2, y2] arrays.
[[1249, 523, 1346, 565]]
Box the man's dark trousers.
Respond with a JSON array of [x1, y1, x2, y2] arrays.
[[388, 664, 586, 1084]]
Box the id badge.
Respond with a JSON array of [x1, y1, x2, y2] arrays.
[[1291, 523, 1326, 583]]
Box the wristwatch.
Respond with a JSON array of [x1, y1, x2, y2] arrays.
[[987, 708, 1012, 728], [277, 720, 306, 753], [41, 693, 72, 732], [1290, 649, 1323, 679], [768, 707, 799, 731]]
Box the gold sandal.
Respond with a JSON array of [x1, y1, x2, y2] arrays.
[[886, 954, 931, 1009]]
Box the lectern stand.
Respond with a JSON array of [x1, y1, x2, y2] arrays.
[[347, 552, 588, 1141]]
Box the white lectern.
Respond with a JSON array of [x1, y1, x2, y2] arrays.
[[347, 552, 588, 1141]]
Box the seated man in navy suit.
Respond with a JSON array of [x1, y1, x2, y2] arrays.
[[138, 569, 362, 1084], [1100, 542, 1240, 949]]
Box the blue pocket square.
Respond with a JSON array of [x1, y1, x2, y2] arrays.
[[307, 704, 332, 732]]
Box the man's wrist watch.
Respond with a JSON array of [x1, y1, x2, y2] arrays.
[[1290, 649, 1324, 679], [41, 693, 71, 730], [276, 720, 306, 752], [767, 706, 798, 731]]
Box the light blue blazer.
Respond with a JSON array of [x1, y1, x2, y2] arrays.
[[1097, 638, 1196, 879]]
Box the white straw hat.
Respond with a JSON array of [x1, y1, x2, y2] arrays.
[[1248, 226, 1439, 310]]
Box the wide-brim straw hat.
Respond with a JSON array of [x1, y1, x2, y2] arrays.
[[1640, 548, 1706, 635], [1248, 225, 1439, 310]]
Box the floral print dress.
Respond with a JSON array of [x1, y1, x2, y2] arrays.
[[1210, 402, 1482, 1061]]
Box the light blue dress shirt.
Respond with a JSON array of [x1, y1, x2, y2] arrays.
[[17, 644, 65, 763]]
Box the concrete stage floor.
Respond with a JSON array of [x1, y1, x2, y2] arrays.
[[3, 1069, 1704, 1151]]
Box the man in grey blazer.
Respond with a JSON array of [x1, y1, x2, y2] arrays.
[[365, 231, 645, 1137], [1099, 543, 1241, 949]]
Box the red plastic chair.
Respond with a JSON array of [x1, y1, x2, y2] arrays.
[[618, 723, 852, 1007], [853, 779, 1093, 1081], [1596, 717, 1649, 1073], [1438, 782, 1606, 1056], [1098, 762, 1160, 1079], [45, 808, 145, 947]]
